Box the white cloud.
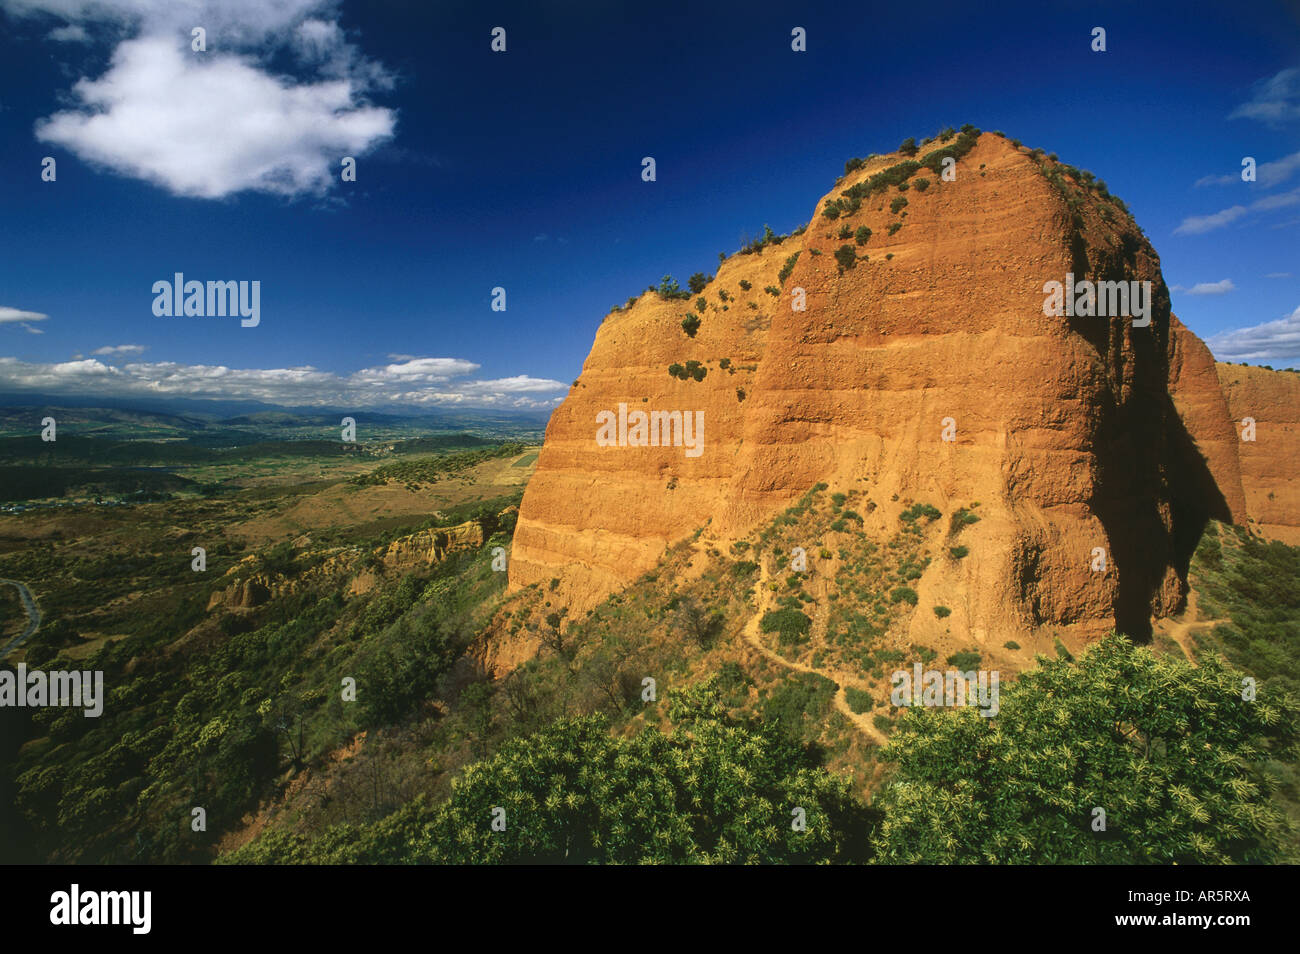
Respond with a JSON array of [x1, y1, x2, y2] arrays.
[[0, 306, 49, 324], [1174, 186, 1300, 235], [7, 0, 396, 199], [1205, 304, 1300, 367], [1174, 205, 1248, 235], [0, 353, 568, 408], [91, 343, 146, 355], [1180, 279, 1236, 296], [2, 1, 331, 45], [35, 37, 394, 199], [1229, 67, 1300, 126]]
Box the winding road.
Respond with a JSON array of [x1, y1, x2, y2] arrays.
[[0, 578, 41, 657]]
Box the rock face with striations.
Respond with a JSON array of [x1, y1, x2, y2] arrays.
[[1216, 363, 1300, 544], [510, 131, 1262, 646]]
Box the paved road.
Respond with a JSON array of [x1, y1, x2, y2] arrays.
[[0, 578, 41, 657]]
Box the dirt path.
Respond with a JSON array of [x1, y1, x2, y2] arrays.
[[740, 561, 890, 746], [1154, 588, 1230, 664]]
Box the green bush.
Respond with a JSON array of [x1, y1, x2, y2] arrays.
[[890, 587, 918, 606], [1004, 640, 1021, 650], [822, 201, 841, 220], [899, 502, 941, 523], [834, 245, 858, 270], [760, 608, 813, 645], [898, 137, 918, 157], [656, 275, 690, 300], [844, 686, 873, 714], [680, 315, 700, 337], [946, 650, 981, 668], [933, 606, 951, 619], [738, 279, 752, 291], [695, 296, 707, 313], [949, 546, 969, 560], [687, 272, 711, 294], [914, 178, 930, 192], [854, 226, 872, 246], [890, 196, 909, 215], [778, 253, 800, 285]]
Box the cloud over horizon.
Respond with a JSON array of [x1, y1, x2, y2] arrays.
[[0, 352, 567, 409], [1205, 304, 1300, 367]]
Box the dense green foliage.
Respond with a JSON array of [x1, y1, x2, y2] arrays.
[[223, 685, 875, 864], [873, 635, 1299, 863]]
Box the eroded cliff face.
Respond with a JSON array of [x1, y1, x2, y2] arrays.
[[1216, 363, 1300, 544], [510, 132, 1253, 646]]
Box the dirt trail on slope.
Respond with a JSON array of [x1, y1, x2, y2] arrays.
[[1153, 588, 1230, 664], [740, 560, 889, 747]]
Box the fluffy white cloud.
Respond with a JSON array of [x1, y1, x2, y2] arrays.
[[91, 343, 146, 355], [0, 354, 567, 408], [1205, 304, 1300, 367], [35, 37, 394, 199], [7, 0, 396, 199]]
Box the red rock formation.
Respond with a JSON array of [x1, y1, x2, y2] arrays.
[[1216, 363, 1300, 544], [510, 133, 1259, 646]]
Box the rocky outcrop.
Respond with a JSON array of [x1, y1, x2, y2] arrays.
[[510, 131, 1260, 646], [207, 518, 487, 611], [1216, 363, 1300, 544]]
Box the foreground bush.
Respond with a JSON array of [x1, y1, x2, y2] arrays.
[[224, 686, 874, 864], [872, 634, 1299, 863]]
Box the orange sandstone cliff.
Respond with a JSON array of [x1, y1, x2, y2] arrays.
[[1216, 362, 1300, 545], [509, 131, 1264, 648]]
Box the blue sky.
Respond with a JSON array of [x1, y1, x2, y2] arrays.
[[1, 0, 1298, 412]]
